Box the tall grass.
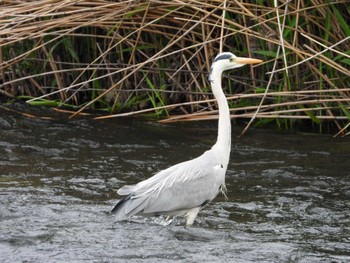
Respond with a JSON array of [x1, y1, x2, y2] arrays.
[[0, 0, 349, 135]]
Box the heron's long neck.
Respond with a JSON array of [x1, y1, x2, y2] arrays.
[[210, 69, 231, 166]]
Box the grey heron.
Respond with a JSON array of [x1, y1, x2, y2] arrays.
[[111, 52, 262, 226]]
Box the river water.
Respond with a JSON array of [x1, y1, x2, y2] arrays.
[[0, 108, 349, 262]]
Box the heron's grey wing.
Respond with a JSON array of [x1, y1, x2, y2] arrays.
[[117, 185, 135, 195], [113, 149, 226, 218], [142, 156, 226, 214]]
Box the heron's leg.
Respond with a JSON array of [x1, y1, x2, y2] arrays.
[[165, 216, 173, 225], [185, 207, 201, 226]]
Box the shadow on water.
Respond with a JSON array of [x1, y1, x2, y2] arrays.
[[0, 108, 350, 262]]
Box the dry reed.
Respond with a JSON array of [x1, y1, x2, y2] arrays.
[[0, 0, 349, 135]]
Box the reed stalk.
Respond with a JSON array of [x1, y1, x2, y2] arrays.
[[0, 0, 349, 135]]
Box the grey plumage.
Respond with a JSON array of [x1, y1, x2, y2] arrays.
[[111, 52, 262, 226], [112, 150, 225, 225]]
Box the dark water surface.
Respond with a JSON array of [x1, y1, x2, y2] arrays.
[[0, 109, 349, 262]]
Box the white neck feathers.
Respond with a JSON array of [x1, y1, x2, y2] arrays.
[[209, 67, 231, 166]]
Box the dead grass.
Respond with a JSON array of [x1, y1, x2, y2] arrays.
[[0, 0, 349, 135]]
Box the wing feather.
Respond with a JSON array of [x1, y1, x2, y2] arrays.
[[112, 149, 226, 218]]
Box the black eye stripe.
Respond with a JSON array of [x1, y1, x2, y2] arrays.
[[214, 53, 233, 62]]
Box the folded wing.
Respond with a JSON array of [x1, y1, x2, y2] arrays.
[[111, 149, 226, 220]]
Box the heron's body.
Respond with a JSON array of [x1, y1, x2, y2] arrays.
[[111, 52, 262, 226]]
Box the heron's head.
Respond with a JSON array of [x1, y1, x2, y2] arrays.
[[211, 52, 263, 72], [208, 52, 262, 82]]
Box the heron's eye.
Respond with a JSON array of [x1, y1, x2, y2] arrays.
[[229, 57, 235, 62]]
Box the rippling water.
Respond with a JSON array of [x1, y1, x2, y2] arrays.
[[0, 108, 349, 262]]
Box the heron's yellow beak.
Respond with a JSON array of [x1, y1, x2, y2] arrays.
[[234, 57, 263, 65]]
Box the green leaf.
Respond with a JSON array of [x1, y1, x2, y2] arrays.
[[340, 58, 350, 66], [255, 87, 266, 93], [305, 111, 320, 124], [331, 4, 350, 36], [253, 50, 277, 58], [339, 104, 350, 120]]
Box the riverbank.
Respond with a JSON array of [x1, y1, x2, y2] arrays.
[[0, 1, 349, 134]]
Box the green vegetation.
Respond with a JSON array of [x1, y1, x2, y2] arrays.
[[0, 1, 349, 135]]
